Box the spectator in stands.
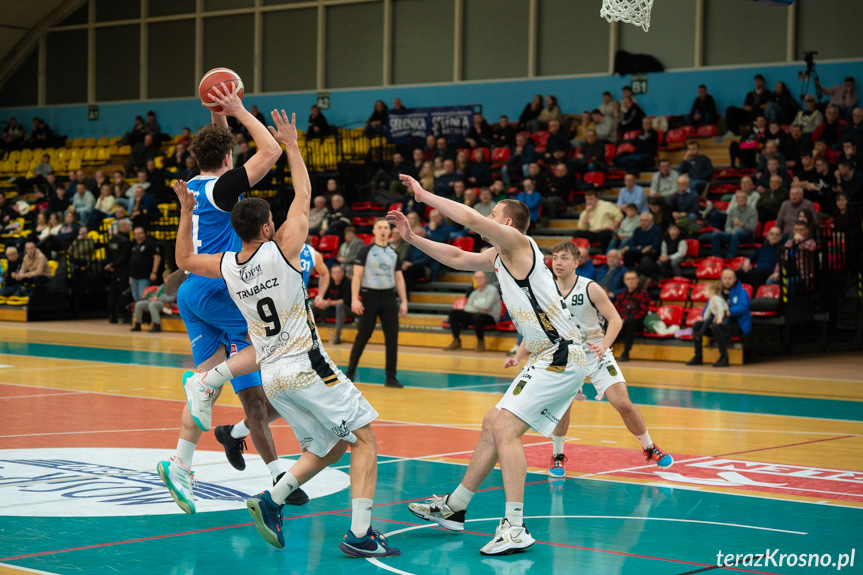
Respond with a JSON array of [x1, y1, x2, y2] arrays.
[[687, 268, 751, 368], [433, 137, 455, 162], [525, 162, 548, 195], [834, 159, 863, 207], [71, 183, 95, 224], [657, 223, 687, 279], [608, 203, 639, 252], [756, 156, 790, 191], [764, 81, 799, 125], [19, 212, 48, 252], [320, 194, 351, 238], [131, 269, 174, 333], [616, 173, 647, 214], [124, 116, 146, 146], [418, 160, 435, 192], [668, 175, 701, 227], [725, 74, 772, 135], [791, 95, 824, 134], [444, 270, 501, 352], [0, 192, 17, 227], [799, 155, 836, 206], [451, 179, 468, 203], [463, 187, 477, 209], [705, 190, 758, 257], [775, 186, 816, 235], [425, 209, 457, 246], [542, 119, 570, 162], [125, 133, 161, 177], [465, 113, 493, 148], [67, 225, 95, 272], [576, 247, 595, 280], [595, 249, 627, 297], [38, 210, 77, 256], [756, 140, 787, 176], [620, 212, 661, 268], [399, 226, 432, 294], [591, 109, 616, 143], [307, 105, 330, 138], [573, 129, 608, 175], [616, 117, 659, 173], [129, 227, 162, 301], [547, 162, 575, 210], [336, 226, 364, 278], [309, 195, 329, 236], [129, 186, 156, 230], [574, 189, 622, 251], [466, 148, 492, 187], [234, 141, 254, 168], [519, 94, 543, 130], [729, 115, 767, 169], [784, 125, 813, 170], [526, 95, 561, 133], [569, 111, 594, 149], [474, 187, 496, 218], [1, 246, 23, 296], [492, 115, 516, 148], [145, 159, 170, 202], [14, 241, 52, 293], [516, 177, 542, 225], [175, 127, 193, 146], [812, 105, 843, 148], [38, 212, 62, 244], [455, 150, 470, 178], [678, 140, 713, 193], [433, 158, 460, 196], [145, 111, 162, 141], [33, 153, 53, 182], [313, 264, 352, 344], [686, 84, 718, 126], [846, 107, 863, 149], [737, 226, 783, 288], [598, 91, 615, 116], [778, 220, 819, 295], [649, 159, 679, 200], [792, 150, 818, 186], [91, 182, 116, 226], [617, 95, 645, 138], [757, 174, 788, 221], [833, 193, 861, 250], [841, 138, 862, 171], [366, 151, 409, 204], [694, 282, 730, 338], [613, 270, 649, 362], [2, 117, 25, 149], [816, 76, 858, 121], [364, 100, 388, 137], [501, 131, 534, 186]]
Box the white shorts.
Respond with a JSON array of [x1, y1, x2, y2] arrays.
[[583, 347, 626, 401], [496, 342, 589, 437], [261, 347, 378, 459]]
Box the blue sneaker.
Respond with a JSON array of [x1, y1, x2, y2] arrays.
[[246, 491, 284, 549], [339, 527, 401, 558], [548, 454, 567, 477], [644, 444, 673, 469]]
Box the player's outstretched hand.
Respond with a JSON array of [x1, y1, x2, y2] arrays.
[[269, 110, 297, 147], [387, 210, 414, 242], [503, 357, 519, 369], [398, 174, 430, 204], [171, 180, 196, 212], [586, 342, 608, 361], [207, 82, 245, 117]]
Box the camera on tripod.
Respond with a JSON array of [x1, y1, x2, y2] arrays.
[[798, 50, 820, 102]]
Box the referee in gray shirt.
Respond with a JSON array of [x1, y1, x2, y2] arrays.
[[346, 218, 408, 388]]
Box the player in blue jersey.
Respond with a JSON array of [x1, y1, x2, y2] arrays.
[[157, 83, 308, 513]]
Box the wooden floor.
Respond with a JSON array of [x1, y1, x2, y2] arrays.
[[1, 319, 861, 575]]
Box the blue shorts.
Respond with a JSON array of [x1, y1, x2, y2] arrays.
[[177, 274, 261, 393]]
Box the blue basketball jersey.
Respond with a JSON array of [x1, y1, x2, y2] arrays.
[[299, 243, 315, 287], [186, 175, 242, 255]]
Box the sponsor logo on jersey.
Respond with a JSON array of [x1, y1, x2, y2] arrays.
[[235, 278, 280, 299], [540, 408, 560, 423], [607, 365, 618, 376], [331, 420, 351, 438], [239, 263, 263, 284], [513, 380, 528, 395]]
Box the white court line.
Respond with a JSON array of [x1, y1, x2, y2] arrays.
[[0, 562, 62, 575], [0, 364, 116, 375], [0, 391, 86, 400]]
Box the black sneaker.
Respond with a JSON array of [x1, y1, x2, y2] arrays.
[[214, 425, 247, 471], [618, 351, 630, 362], [130, 324, 141, 332], [150, 324, 162, 333], [685, 356, 703, 366], [712, 357, 730, 367], [384, 378, 404, 389], [273, 472, 310, 505]]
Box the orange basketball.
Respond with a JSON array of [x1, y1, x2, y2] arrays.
[[198, 68, 244, 112]]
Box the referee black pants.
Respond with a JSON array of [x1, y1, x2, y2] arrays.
[[347, 288, 399, 380]]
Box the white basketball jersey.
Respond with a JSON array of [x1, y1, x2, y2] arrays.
[[221, 241, 318, 365], [494, 237, 582, 355], [560, 275, 605, 345]]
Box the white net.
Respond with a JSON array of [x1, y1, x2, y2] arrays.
[[600, 0, 654, 32]]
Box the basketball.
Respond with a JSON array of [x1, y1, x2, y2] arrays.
[[198, 67, 244, 112]]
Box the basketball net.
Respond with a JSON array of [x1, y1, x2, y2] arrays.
[[601, 0, 654, 32]]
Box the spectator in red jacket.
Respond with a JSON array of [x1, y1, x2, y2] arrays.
[[613, 270, 650, 362]]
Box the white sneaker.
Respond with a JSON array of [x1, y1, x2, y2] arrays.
[[407, 494, 466, 531], [183, 370, 216, 431], [479, 518, 535, 556], [157, 456, 196, 514]]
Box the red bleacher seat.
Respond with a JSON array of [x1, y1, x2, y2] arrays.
[[685, 239, 700, 258], [762, 220, 776, 238], [583, 172, 604, 187], [317, 234, 340, 257], [663, 128, 688, 148], [452, 237, 475, 252], [307, 288, 318, 299], [644, 305, 685, 338], [659, 282, 690, 303], [490, 147, 510, 167], [812, 201, 820, 213], [751, 284, 780, 317], [456, 148, 471, 160], [388, 203, 402, 212], [308, 235, 319, 249], [695, 257, 724, 279], [686, 307, 704, 327], [591, 254, 607, 266], [689, 283, 710, 303], [695, 125, 718, 138], [724, 257, 748, 271], [357, 233, 374, 245], [532, 131, 549, 152], [616, 143, 636, 155], [572, 238, 590, 250], [453, 297, 468, 310], [658, 276, 691, 286], [351, 202, 371, 211], [604, 143, 616, 163], [623, 130, 641, 141], [741, 283, 754, 299], [544, 256, 553, 269], [712, 201, 729, 211], [352, 216, 377, 227]]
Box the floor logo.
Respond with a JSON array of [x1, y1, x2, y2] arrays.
[[0, 448, 350, 517]]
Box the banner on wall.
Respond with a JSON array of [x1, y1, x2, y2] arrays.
[[387, 105, 474, 143]]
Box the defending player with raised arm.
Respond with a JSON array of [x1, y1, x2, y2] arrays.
[[506, 241, 672, 478], [389, 174, 589, 556], [157, 84, 301, 516]]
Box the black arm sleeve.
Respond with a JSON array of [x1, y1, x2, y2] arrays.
[[353, 243, 373, 267], [211, 167, 250, 212]]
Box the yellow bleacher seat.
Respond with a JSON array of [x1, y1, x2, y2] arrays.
[[107, 145, 119, 156], [15, 160, 29, 174], [48, 260, 59, 275], [72, 138, 85, 147], [27, 160, 40, 173], [97, 137, 111, 147], [84, 137, 97, 147], [82, 148, 97, 164], [0, 160, 13, 176], [52, 158, 67, 173], [110, 136, 122, 145], [70, 148, 85, 161], [66, 158, 82, 172], [57, 148, 73, 162], [6, 296, 29, 306], [19, 149, 33, 162], [154, 156, 165, 169], [118, 145, 131, 155], [94, 248, 105, 260], [31, 148, 44, 157], [7, 150, 21, 163], [96, 148, 111, 162]]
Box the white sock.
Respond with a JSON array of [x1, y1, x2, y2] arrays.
[[175, 439, 196, 468], [351, 497, 373, 537], [230, 419, 250, 439], [202, 361, 233, 390], [505, 501, 524, 527], [552, 435, 565, 456], [266, 459, 291, 481], [271, 471, 299, 504], [636, 431, 653, 450], [447, 484, 474, 512]]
